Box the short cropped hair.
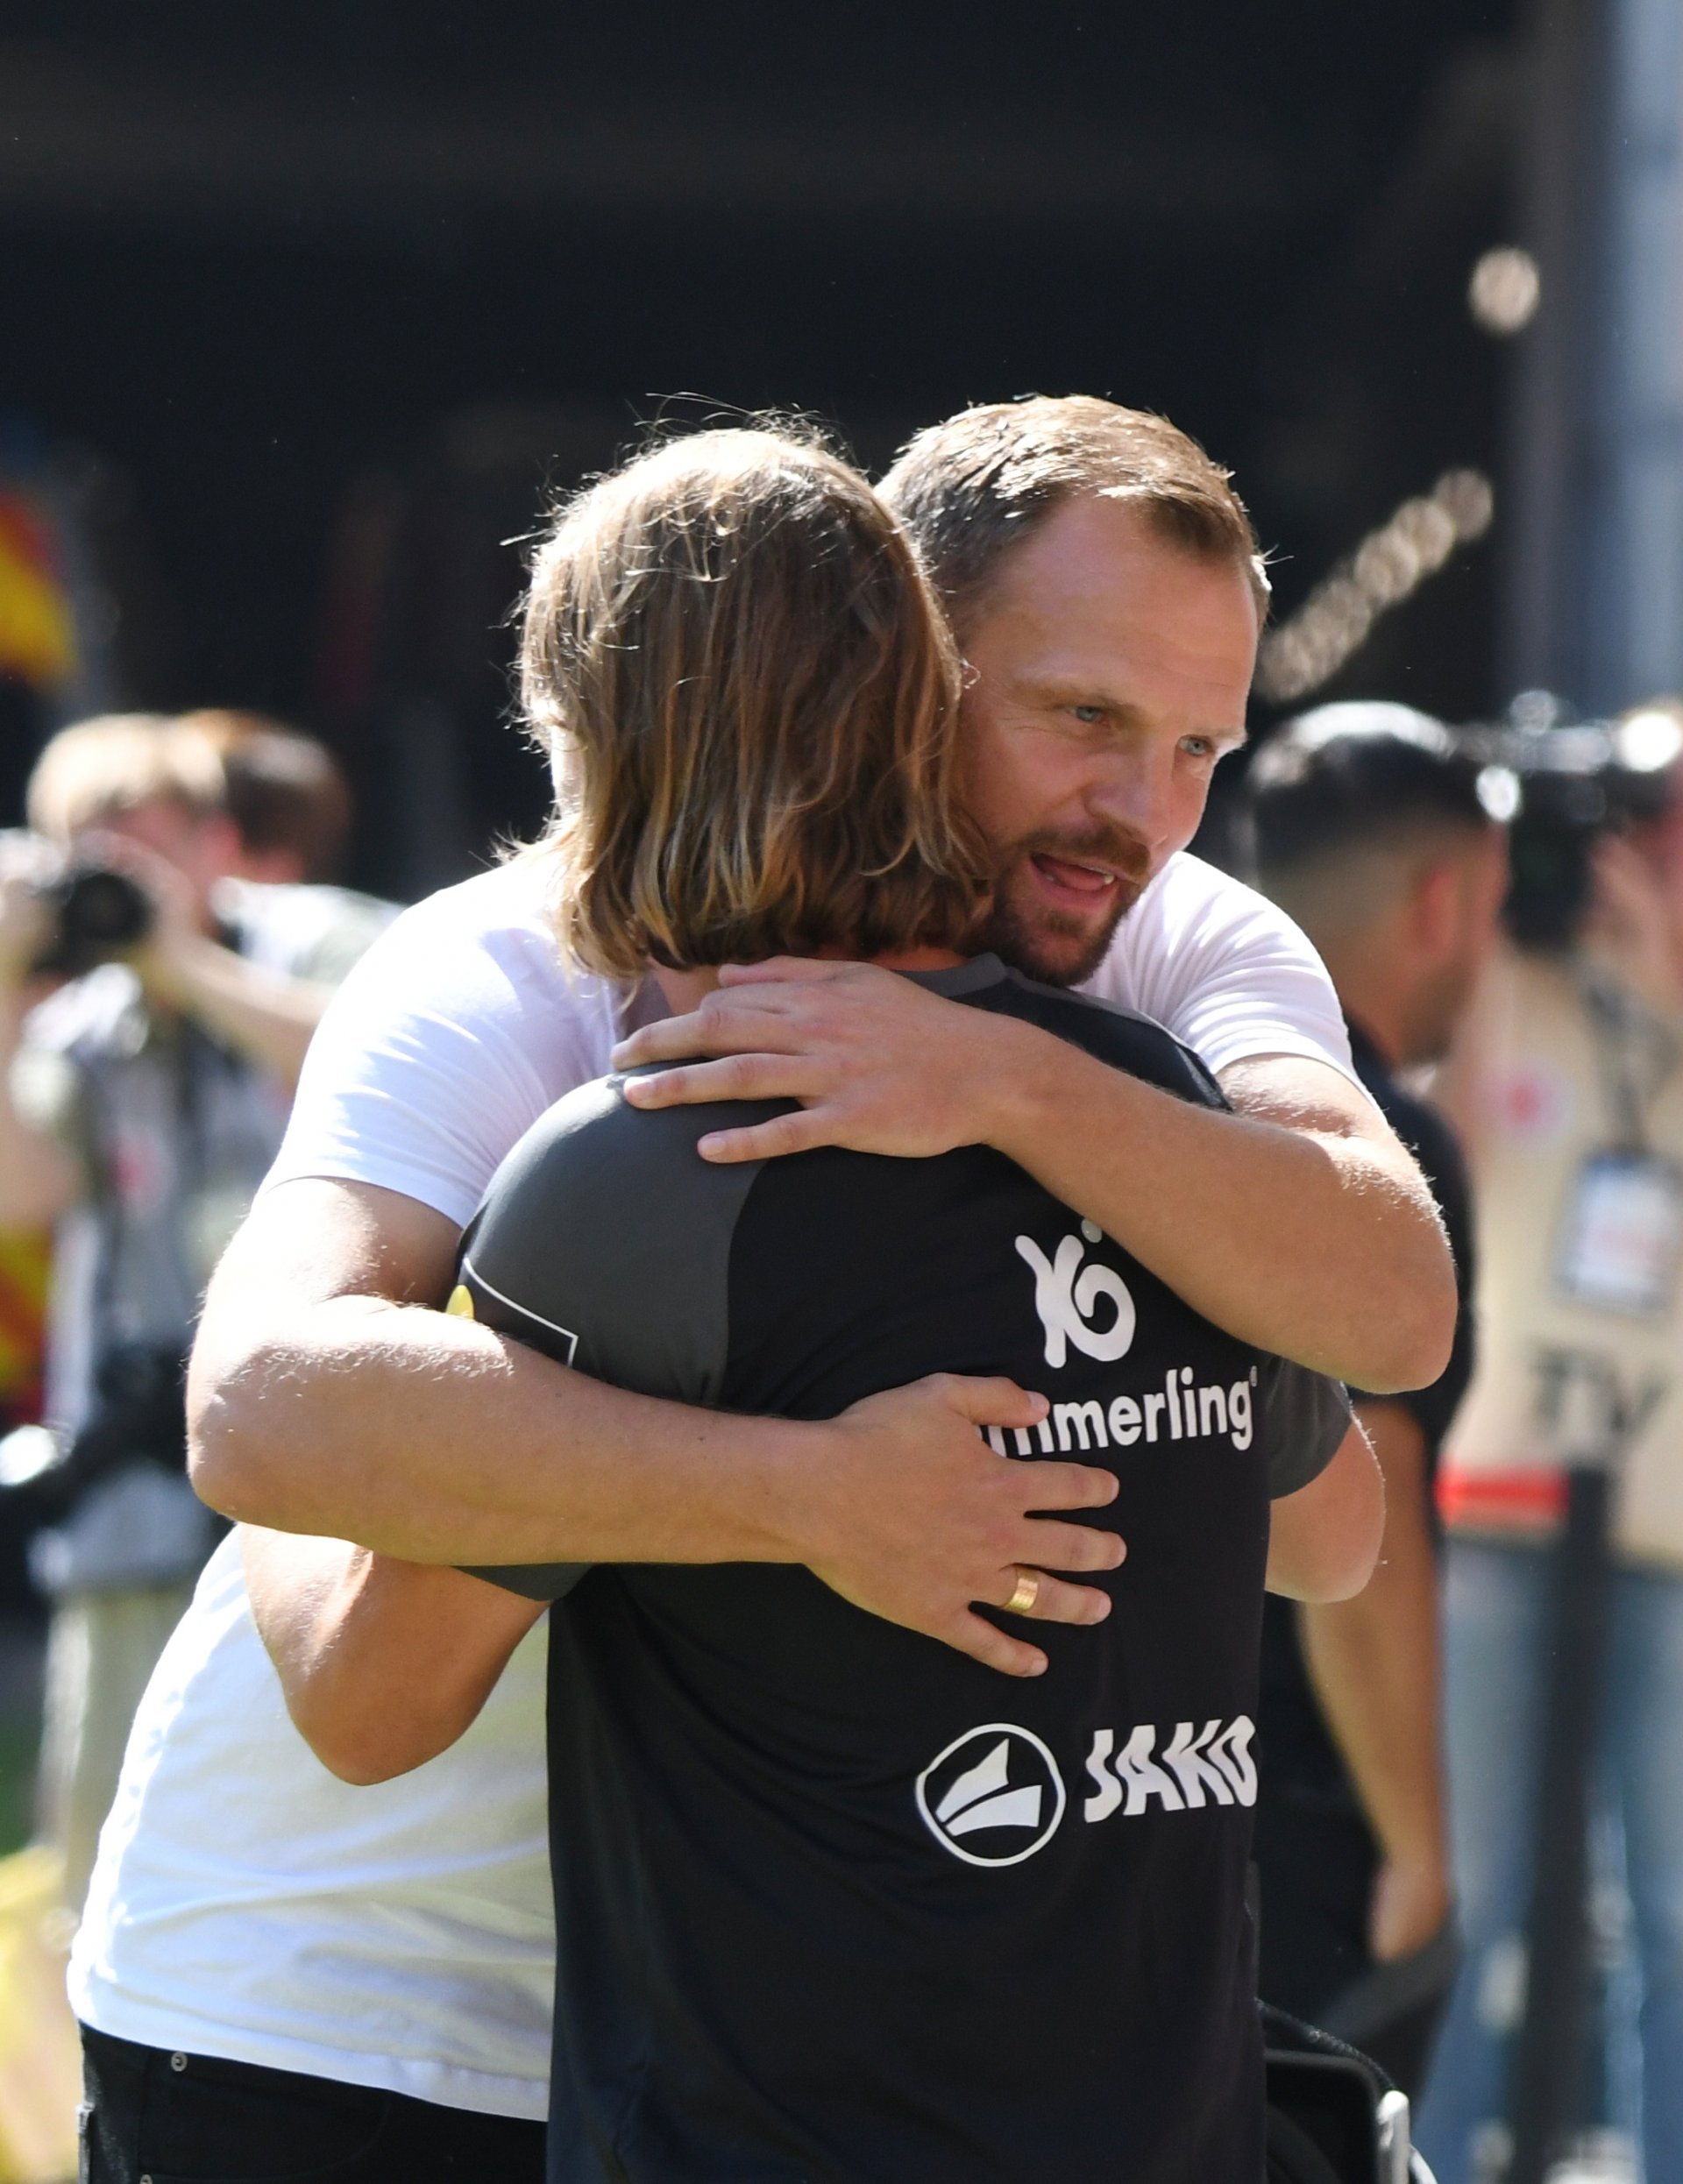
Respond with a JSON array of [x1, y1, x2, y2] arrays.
[[183, 710, 353, 882], [519, 426, 989, 981], [27, 714, 224, 846], [1246, 701, 1494, 891], [879, 394, 1268, 631]]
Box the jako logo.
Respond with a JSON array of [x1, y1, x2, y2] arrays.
[[916, 1724, 1068, 1867], [1015, 1218, 1136, 1369], [1083, 1717, 1257, 1822]]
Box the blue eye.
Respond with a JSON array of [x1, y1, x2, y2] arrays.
[[1071, 706, 1104, 725]]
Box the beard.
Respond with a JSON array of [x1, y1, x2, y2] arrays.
[[975, 822, 1155, 989]]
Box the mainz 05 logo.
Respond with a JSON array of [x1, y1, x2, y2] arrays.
[[1015, 1219, 1136, 1369], [915, 1724, 1068, 1867]]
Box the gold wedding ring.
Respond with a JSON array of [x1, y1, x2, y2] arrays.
[[1004, 1568, 1041, 1617]]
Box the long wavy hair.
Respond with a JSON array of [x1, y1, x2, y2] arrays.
[[519, 425, 990, 980]]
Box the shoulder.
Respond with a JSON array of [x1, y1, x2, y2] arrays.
[[463, 1074, 787, 1403], [308, 862, 619, 1076], [266, 863, 627, 1226], [476, 1073, 783, 1253], [1084, 852, 1357, 1084], [340, 860, 565, 985], [1095, 852, 1326, 985], [958, 961, 1225, 1109]]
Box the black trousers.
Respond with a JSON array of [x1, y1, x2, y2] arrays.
[[80, 2024, 547, 2184]]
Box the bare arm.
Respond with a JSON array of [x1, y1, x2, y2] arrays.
[[0, 852, 78, 1230], [241, 1527, 541, 1784], [1264, 1418, 1384, 1604], [189, 1177, 1126, 1680], [614, 963, 1455, 1392], [1296, 1400, 1450, 1960], [142, 931, 331, 1088], [91, 834, 332, 1089]]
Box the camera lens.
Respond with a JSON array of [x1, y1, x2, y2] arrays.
[[30, 862, 155, 977]]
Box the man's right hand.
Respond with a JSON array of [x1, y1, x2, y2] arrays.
[[1368, 1851, 1452, 1965], [801, 1373, 1123, 1677]]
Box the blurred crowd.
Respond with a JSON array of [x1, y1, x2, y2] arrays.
[[0, 677, 1680, 2181], [0, 713, 394, 1909], [1239, 695, 1683, 2183]]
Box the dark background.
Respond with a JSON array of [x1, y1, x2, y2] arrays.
[[0, 1, 1523, 889]]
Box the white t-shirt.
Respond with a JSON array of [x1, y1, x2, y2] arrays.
[[71, 849, 1355, 2120]]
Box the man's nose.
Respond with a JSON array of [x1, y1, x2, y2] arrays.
[[1084, 752, 1172, 844]]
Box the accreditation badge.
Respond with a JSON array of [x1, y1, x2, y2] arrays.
[[1556, 1150, 1683, 1319]]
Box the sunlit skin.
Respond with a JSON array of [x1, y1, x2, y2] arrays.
[[958, 495, 1261, 986]]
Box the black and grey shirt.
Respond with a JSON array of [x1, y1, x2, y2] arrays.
[[460, 957, 1350, 2184]]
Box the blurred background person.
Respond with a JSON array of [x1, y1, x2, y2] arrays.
[[1244, 703, 1508, 2098], [1420, 698, 1683, 2184], [0, 713, 387, 1910], [187, 707, 353, 884], [184, 708, 395, 982]]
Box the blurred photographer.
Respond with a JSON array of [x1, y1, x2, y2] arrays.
[[181, 708, 394, 983], [0, 713, 383, 1909], [184, 708, 353, 887], [1418, 698, 1683, 2183], [1246, 704, 1507, 2097]]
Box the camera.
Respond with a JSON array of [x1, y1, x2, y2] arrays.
[[15, 840, 156, 978], [1463, 695, 1683, 953], [0, 1341, 188, 1515]]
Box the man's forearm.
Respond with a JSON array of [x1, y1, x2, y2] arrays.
[[610, 960, 1453, 1389], [984, 1024, 1453, 1391], [240, 1526, 543, 1783], [194, 1294, 815, 1565], [143, 935, 330, 1088], [1296, 1405, 1446, 1881], [189, 1176, 1129, 1680]]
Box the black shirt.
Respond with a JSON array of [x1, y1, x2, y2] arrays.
[[1256, 1017, 1477, 1884], [462, 959, 1350, 2184]]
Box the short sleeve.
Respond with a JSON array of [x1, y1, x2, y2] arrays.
[[1260, 1361, 1353, 1500], [457, 1077, 775, 1603], [259, 867, 621, 1230], [1083, 853, 1364, 1090]]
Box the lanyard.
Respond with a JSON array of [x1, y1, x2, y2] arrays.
[[1577, 964, 1680, 1155], [1555, 964, 1683, 1323]]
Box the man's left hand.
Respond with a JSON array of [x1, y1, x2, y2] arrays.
[[611, 959, 1017, 1163]]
